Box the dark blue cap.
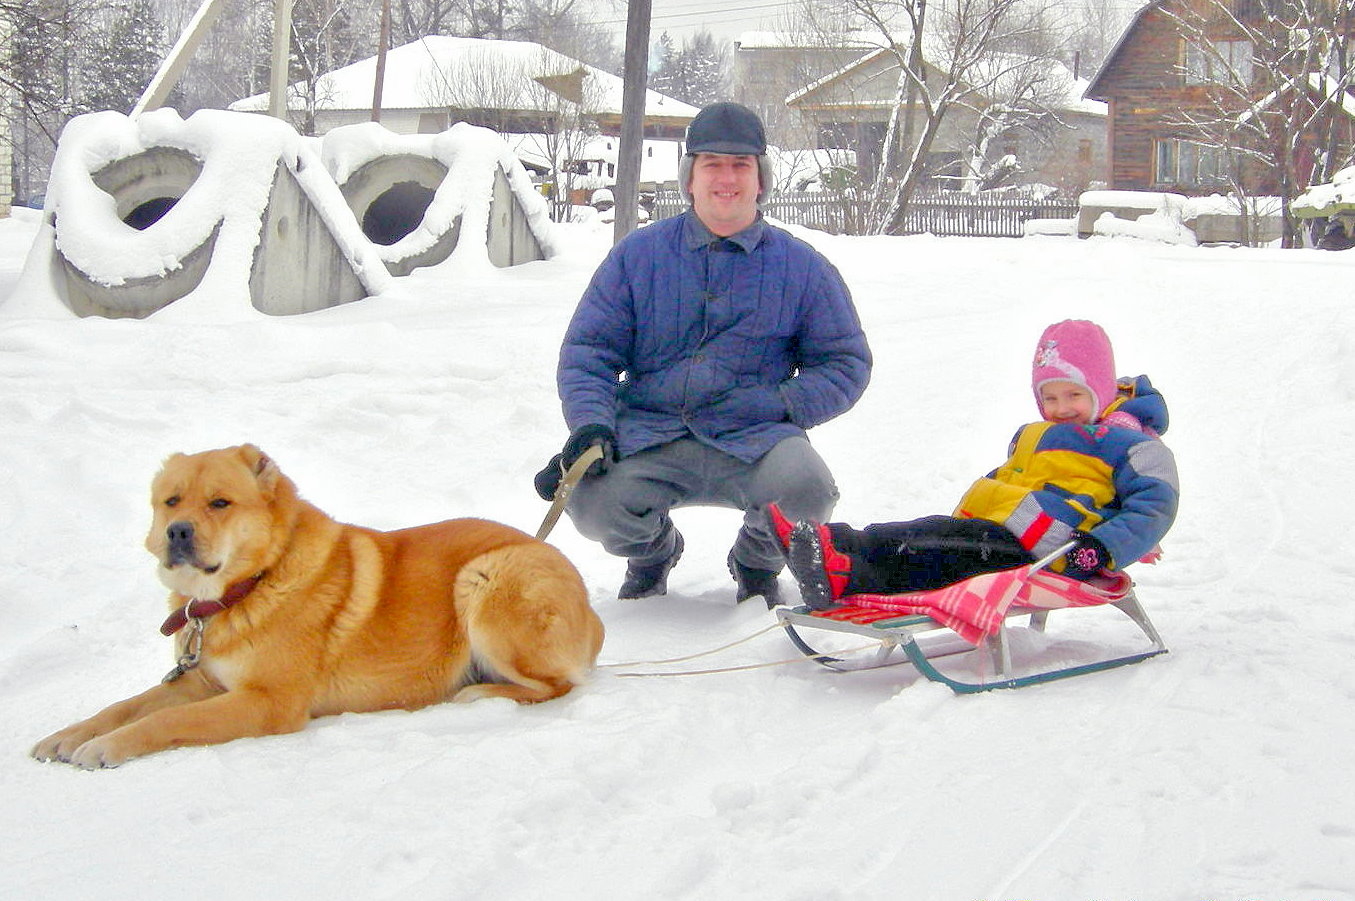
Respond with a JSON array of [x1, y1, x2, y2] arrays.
[[685, 102, 767, 156]]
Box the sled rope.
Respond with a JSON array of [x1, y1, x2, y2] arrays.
[[606, 643, 888, 678], [598, 621, 887, 678], [596, 622, 784, 668], [535, 444, 604, 540]]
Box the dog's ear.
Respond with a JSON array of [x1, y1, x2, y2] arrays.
[[158, 451, 187, 470], [238, 444, 281, 492]]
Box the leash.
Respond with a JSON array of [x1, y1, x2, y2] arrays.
[[535, 444, 604, 541], [534, 447, 886, 677]]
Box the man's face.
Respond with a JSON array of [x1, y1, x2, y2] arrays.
[[689, 153, 760, 236]]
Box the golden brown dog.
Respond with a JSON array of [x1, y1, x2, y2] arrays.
[[32, 443, 604, 769]]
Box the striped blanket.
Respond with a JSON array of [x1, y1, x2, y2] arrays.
[[841, 566, 1134, 645]]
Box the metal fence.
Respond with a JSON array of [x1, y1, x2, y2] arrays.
[[652, 189, 1079, 238]]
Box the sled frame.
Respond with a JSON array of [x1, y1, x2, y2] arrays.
[[774, 589, 1167, 694]]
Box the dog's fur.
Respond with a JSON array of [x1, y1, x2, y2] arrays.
[[32, 444, 604, 768]]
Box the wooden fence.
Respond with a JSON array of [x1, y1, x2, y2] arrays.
[[652, 189, 1079, 238]]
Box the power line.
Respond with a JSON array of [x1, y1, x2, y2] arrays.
[[593, 0, 797, 30]]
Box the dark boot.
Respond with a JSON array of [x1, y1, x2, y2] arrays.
[[618, 531, 684, 599], [786, 520, 852, 610], [727, 551, 782, 607]]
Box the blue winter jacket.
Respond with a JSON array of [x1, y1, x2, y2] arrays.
[[558, 212, 872, 462]]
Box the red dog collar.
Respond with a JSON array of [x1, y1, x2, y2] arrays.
[[160, 573, 264, 636]]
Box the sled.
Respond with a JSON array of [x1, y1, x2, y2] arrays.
[[774, 544, 1168, 693]]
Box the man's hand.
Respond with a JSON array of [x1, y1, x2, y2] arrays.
[[562, 424, 618, 475], [535, 425, 618, 501]]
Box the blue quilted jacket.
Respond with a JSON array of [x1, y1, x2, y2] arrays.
[[558, 212, 872, 462]]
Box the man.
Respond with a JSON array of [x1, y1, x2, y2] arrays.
[[536, 102, 872, 606]]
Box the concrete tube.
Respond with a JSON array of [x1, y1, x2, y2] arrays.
[[60, 147, 217, 318]]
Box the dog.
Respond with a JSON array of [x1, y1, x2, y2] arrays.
[[32, 443, 604, 769]]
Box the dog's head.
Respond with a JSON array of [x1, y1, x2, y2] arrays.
[[145, 444, 295, 600]]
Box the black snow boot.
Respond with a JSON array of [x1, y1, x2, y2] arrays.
[[618, 531, 684, 599]]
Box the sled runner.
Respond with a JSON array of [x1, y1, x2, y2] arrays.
[[774, 544, 1168, 693]]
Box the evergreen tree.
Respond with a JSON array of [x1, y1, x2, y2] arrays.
[[674, 31, 725, 107], [650, 30, 726, 106], [82, 0, 165, 113], [649, 31, 679, 98]]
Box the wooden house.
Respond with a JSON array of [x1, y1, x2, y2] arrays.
[[1084, 0, 1355, 194]]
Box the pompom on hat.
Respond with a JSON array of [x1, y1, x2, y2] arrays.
[[1032, 320, 1117, 420]]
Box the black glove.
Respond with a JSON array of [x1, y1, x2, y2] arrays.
[[533, 425, 618, 501], [1063, 532, 1110, 579], [562, 424, 617, 474], [533, 453, 566, 501]]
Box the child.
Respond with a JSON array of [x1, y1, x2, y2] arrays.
[[773, 319, 1178, 610]]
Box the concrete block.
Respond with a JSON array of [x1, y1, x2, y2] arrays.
[[323, 122, 555, 277], [36, 109, 386, 319]]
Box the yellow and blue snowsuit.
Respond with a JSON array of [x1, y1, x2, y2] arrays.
[[826, 376, 1178, 592], [954, 411, 1178, 571]]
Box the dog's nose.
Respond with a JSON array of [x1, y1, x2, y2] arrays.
[[166, 521, 196, 565]]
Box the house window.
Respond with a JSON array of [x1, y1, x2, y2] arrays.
[[1155, 138, 1230, 187], [1184, 39, 1254, 85]]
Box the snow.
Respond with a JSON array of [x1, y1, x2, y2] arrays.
[[1296, 164, 1355, 215], [3, 138, 1355, 898]]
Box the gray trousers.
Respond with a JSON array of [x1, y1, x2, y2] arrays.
[[565, 435, 839, 573]]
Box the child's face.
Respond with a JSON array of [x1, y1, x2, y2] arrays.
[[1039, 380, 1096, 425]]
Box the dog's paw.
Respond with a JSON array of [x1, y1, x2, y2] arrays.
[[31, 727, 96, 764], [67, 736, 129, 770]]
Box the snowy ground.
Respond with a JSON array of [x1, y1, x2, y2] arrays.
[[2, 204, 1353, 900]]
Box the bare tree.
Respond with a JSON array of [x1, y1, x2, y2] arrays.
[[419, 44, 603, 220], [841, 0, 1067, 233], [154, 0, 275, 113], [1068, 0, 1135, 78], [511, 0, 621, 72], [286, 0, 381, 134], [1164, 0, 1355, 246]]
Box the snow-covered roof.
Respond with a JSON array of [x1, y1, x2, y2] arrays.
[[787, 43, 1104, 116], [230, 36, 700, 124]]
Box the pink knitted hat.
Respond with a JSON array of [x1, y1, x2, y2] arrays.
[[1032, 320, 1117, 420]]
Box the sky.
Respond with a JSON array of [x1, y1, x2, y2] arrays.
[[592, 0, 1151, 47], [595, 0, 802, 44], [2, 107, 1354, 899]]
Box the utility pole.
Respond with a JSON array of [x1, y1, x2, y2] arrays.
[[613, 0, 652, 243], [269, 0, 296, 120], [372, 0, 391, 122]]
